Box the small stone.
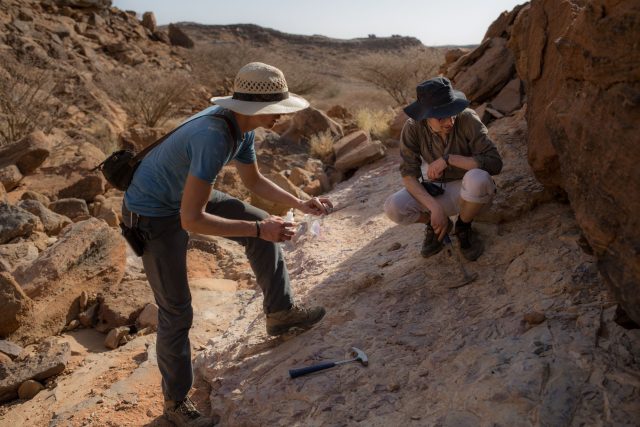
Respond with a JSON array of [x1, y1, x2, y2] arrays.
[[79, 291, 89, 311], [66, 320, 80, 331], [18, 379, 44, 400], [0, 340, 24, 359], [523, 311, 546, 325], [136, 303, 158, 330], [79, 303, 98, 327], [104, 326, 129, 350]]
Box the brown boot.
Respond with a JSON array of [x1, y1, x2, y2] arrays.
[[266, 304, 326, 336], [164, 397, 219, 427]]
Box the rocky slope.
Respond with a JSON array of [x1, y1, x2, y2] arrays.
[[1, 1, 639, 426]]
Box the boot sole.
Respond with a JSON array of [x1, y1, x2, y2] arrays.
[[421, 243, 444, 258], [266, 310, 326, 336]]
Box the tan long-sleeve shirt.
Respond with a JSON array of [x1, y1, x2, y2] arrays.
[[399, 108, 503, 182]]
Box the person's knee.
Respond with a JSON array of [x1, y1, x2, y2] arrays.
[[159, 301, 193, 330], [461, 169, 495, 203], [384, 195, 403, 224]]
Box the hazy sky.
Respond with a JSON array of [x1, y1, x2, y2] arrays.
[[111, 0, 525, 46]]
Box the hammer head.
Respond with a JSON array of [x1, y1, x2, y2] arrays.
[[351, 347, 368, 366]]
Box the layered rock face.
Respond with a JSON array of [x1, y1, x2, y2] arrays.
[[510, 0, 640, 322]]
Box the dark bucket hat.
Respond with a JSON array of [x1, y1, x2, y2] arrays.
[[404, 77, 469, 121]]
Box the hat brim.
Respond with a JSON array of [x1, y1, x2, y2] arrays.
[[404, 90, 469, 121], [210, 93, 309, 115]]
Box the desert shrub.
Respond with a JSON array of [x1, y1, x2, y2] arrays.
[[355, 108, 395, 140], [99, 68, 192, 127], [354, 47, 443, 106], [309, 130, 335, 163], [0, 57, 58, 146]]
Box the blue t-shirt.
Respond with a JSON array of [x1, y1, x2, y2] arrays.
[[124, 106, 256, 217]]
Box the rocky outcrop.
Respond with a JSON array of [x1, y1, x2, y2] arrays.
[[20, 140, 107, 202], [0, 131, 52, 176], [448, 37, 515, 104], [510, 0, 640, 323], [10, 218, 126, 344], [168, 23, 194, 48]]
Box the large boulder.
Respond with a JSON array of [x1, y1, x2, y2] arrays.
[[95, 280, 154, 333], [18, 140, 106, 202], [17, 199, 72, 236], [168, 24, 194, 48], [0, 243, 39, 273], [0, 273, 33, 338], [141, 12, 157, 32], [0, 204, 43, 244], [280, 107, 343, 145], [10, 218, 126, 344], [509, 0, 640, 322], [335, 140, 386, 172], [0, 131, 52, 175], [449, 37, 515, 104], [0, 165, 23, 191]]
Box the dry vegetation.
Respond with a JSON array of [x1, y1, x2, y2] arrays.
[[187, 43, 324, 98], [354, 108, 395, 140], [0, 57, 59, 146], [98, 68, 193, 127], [354, 47, 444, 106], [309, 130, 336, 163]]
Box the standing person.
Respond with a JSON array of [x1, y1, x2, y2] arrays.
[[384, 77, 502, 261], [122, 62, 332, 426]]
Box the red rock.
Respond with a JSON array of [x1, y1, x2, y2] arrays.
[[334, 131, 369, 158], [0, 273, 33, 338], [510, 0, 640, 323]]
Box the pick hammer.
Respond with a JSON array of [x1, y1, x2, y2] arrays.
[[289, 347, 368, 378]]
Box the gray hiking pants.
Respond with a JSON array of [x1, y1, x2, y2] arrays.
[[122, 190, 293, 402]]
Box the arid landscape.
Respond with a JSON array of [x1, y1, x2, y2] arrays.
[[1, 0, 639, 426]]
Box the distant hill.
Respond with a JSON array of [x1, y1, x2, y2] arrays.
[[166, 22, 425, 51]]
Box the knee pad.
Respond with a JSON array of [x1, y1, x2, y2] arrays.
[[461, 169, 496, 204]]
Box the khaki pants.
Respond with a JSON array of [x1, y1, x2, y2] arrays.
[[384, 168, 496, 225]]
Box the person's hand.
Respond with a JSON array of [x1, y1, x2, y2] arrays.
[[298, 197, 333, 215], [258, 216, 296, 242], [429, 206, 449, 241], [427, 158, 448, 180]]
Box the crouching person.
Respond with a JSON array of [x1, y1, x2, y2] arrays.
[[384, 77, 502, 261], [122, 62, 332, 426]]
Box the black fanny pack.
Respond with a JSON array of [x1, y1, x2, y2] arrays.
[[421, 180, 445, 197]]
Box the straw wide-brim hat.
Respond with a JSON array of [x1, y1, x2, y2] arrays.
[[211, 62, 309, 115]]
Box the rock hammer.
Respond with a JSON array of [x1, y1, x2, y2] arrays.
[[289, 347, 368, 378]]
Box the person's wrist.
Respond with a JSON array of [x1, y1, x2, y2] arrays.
[[255, 220, 261, 238], [443, 154, 450, 166]]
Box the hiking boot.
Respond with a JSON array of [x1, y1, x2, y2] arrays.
[[421, 219, 453, 258], [456, 226, 484, 261], [164, 397, 219, 427], [266, 304, 326, 336]]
